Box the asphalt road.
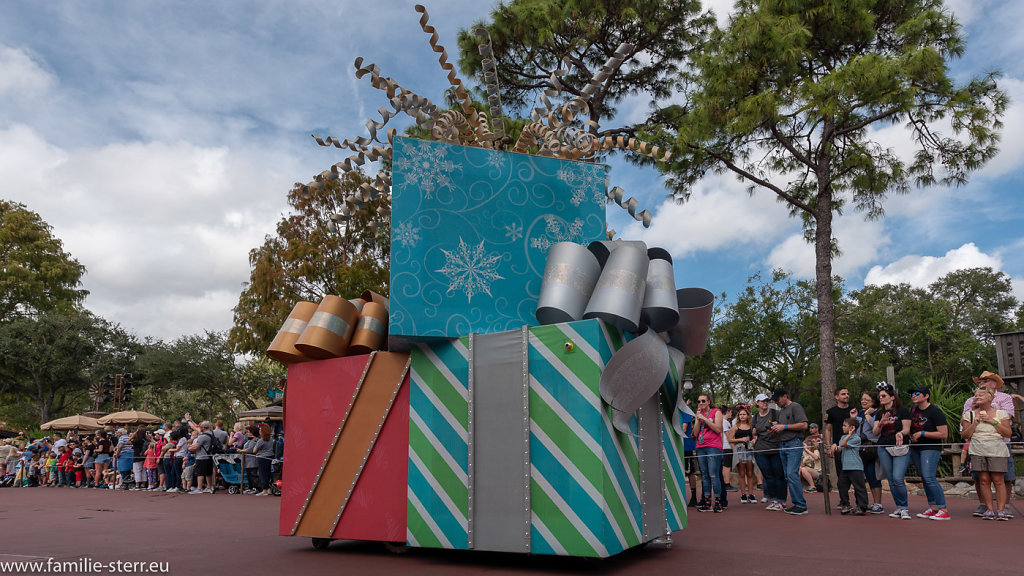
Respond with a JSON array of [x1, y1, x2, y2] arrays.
[[1, 487, 1020, 576]]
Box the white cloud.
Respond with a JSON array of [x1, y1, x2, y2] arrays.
[[0, 125, 292, 341], [630, 172, 794, 256], [765, 215, 890, 279], [863, 243, 1002, 288], [980, 76, 1024, 179], [0, 45, 54, 99], [701, 0, 736, 27]]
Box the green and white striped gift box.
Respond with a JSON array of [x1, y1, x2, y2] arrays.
[[407, 318, 688, 557]]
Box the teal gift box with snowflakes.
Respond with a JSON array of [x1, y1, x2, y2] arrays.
[[389, 136, 606, 347]]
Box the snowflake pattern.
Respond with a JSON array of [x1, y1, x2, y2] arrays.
[[437, 238, 505, 302], [400, 140, 460, 199], [483, 149, 509, 170], [504, 222, 523, 241], [558, 164, 606, 207], [394, 220, 421, 248], [530, 215, 586, 252]]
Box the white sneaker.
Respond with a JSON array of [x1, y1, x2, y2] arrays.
[[889, 508, 902, 518], [166, 488, 177, 493], [202, 488, 214, 494], [899, 509, 912, 520]]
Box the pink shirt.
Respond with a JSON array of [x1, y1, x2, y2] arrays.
[[143, 448, 158, 469], [696, 408, 723, 449]]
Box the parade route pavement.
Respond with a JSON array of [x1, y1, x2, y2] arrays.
[[1, 487, 1020, 575]]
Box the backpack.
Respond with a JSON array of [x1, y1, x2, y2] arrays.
[[204, 432, 225, 455]]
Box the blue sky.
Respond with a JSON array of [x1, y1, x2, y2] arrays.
[[0, 0, 1021, 341]]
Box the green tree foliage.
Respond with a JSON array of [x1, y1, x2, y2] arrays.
[[457, 0, 713, 134], [0, 200, 88, 320], [136, 331, 279, 421], [652, 0, 1007, 414], [927, 267, 1018, 339], [0, 310, 137, 427], [837, 267, 1015, 389], [708, 270, 823, 408], [229, 173, 390, 356]]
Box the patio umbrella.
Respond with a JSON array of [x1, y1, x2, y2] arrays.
[[40, 414, 104, 432], [237, 405, 283, 422], [97, 410, 164, 426]]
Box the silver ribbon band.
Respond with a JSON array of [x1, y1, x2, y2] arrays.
[[308, 311, 352, 339]]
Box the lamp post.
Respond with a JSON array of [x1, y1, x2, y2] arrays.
[[682, 374, 693, 391]]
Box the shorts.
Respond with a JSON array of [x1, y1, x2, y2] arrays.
[[722, 448, 734, 468], [182, 464, 195, 483], [94, 454, 111, 464], [84, 457, 95, 468], [683, 451, 697, 476], [734, 444, 753, 463], [970, 454, 1008, 473], [194, 458, 213, 477]]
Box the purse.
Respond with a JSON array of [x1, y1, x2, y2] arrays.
[[885, 444, 909, 457], [859, 433, 878, 462]]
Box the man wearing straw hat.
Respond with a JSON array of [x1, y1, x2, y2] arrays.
[[963, 371, 1016, 518]]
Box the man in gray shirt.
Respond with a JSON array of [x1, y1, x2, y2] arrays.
[[188, 421, 215, 493], [212, 420, 230, 488], [769, 389, 809, 514]]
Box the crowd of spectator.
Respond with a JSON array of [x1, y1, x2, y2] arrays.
[[1, 414, 281, 496], [683, 370, 1020, 521]]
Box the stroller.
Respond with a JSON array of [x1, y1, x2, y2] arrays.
[[213, 454, 243, 494]]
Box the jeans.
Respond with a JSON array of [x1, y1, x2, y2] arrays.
[[696, 447, 723, 501], [910, 448, 945, 507], [778, 438, 806, 508], [257, 458, 273, 492], [753, 449, 785, 501], [168, 456, 183, 490], [864, 459, 882, 488], [877, 448, 910, 509]]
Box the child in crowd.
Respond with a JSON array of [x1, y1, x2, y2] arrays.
[[181, 432, 198, 492], [144, 441, 159, 490], [958, 440, 971, 476], [58, 446, 72, 486], [101, 467, 117, 489], [799, 438, 821, 491], [30, 452, 43, 486], [45, 451, 58, 486], [837, 417, 869, 515], [72, 447, 85, 487]]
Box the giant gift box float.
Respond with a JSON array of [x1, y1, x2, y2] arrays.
[[274, 138, 714, 557]]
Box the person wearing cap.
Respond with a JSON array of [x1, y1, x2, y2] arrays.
[[769, 388, 810, 515], [908, 385, 950, 520], [752, 392, 785, 510], [962, 371, 1016, 518], [188, 421, 215, 494]]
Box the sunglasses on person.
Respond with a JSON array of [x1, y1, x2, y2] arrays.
[[910, 391, 922, 396]]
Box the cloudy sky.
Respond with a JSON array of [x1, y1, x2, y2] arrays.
[[1, 0, 1021, 342]]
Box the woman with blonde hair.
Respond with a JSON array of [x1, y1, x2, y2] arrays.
[[961, 386, 1012, 520]]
